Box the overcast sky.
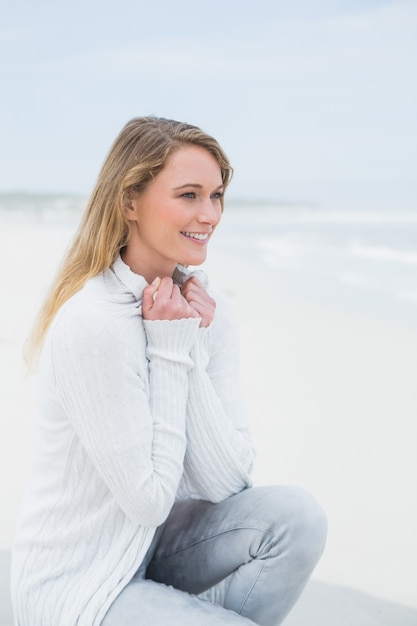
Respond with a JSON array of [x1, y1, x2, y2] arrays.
[[0, 0, 416, 209]]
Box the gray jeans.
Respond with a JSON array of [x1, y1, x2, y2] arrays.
[[102, 485, 327, 625]]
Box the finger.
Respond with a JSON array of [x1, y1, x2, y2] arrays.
[[171, 285, 201, 319], [186, 299, 212, 319], [155, 277, 175, 299], [182, 284, 216, 312], [181, 278, 209, 303], [147, 278, 175, 314], [181, 276, 203, 292], [170, 285, 198, 316], [142, 277, 161, 315]]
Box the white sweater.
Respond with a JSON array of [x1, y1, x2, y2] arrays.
[[11, 256, 254, 626]]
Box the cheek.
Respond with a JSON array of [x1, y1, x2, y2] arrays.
[[156, 219, 180, 241]]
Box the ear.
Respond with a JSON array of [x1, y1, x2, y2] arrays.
[[123, 190, 140, 222]]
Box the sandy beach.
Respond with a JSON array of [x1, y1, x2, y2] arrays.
[[1, 212, 416, 624]]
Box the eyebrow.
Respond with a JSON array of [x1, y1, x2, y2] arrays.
[[173, 183, 224, 191]]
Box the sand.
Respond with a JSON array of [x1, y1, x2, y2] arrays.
[[1, 214, 416, 624]]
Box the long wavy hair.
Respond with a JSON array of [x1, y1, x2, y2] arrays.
[[26, 116, 233, 364]]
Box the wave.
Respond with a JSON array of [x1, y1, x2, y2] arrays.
[[225, 205, 417, 225], [349, 241, 417, 266], [396, 289, 417, 303]]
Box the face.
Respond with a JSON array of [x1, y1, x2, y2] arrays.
[[123, 145, 224, 282]]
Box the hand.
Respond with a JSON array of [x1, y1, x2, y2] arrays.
[[180, 276, 216, 328], [142, 276, 200, 322]]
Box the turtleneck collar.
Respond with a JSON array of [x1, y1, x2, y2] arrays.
[[110, 254, 148, 302], [110, 254, 208, 305]]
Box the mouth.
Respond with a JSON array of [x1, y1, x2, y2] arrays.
[[180, 231, 209, 242]]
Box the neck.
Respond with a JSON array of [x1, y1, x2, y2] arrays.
[[120, 246, 176, 284]]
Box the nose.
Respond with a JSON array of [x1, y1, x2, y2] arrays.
[[197, 197, 221, 226]]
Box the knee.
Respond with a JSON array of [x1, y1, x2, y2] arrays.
[[256, 485, 328, 565], [287, 487, 327, 562]]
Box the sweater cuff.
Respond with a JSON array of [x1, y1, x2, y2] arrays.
[[143, 318, 200, 363]]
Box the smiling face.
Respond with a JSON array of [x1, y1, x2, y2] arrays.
[[122, 145, 224, 283]]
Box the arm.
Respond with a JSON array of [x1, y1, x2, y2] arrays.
[[178, 286, 255, 502], [50, 301, 200, 527]]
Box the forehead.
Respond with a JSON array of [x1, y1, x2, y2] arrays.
[[161, 145, 223, 182]]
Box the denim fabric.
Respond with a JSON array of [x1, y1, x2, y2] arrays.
[[102, 485, 327, 625]]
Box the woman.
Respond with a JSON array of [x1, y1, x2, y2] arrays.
[[11, 116, 327, 626]]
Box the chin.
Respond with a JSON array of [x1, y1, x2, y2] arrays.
[[179, 253, 207, 268]]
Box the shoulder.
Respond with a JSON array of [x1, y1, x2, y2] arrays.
[[48, 276, 144, 361], [53, 280, 110, 336]]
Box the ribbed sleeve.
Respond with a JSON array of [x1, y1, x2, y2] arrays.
[[52, 308, 199, 526], [177, 292, 255, 502]]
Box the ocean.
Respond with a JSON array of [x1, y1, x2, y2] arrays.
[[1, 194, 416, 331], [215, 203, 417, 331]]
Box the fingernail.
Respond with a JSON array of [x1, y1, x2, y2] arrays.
[[152, 276, 161, 287]]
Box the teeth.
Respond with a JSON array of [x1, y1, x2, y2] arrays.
[[182, 232, 208, 240]]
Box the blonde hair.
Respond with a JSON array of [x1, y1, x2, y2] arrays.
[[27, 116, 233, 364]]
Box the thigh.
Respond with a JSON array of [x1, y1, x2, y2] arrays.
[[146, 485, 316, 595], [101, 578, 257, 626]]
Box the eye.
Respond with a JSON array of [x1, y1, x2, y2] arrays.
[[211, 191, 224, 199], [181, 192, 197, 199]]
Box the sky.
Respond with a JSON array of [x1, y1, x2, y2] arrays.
[[0, 0, 416, 209]]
